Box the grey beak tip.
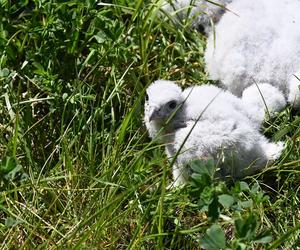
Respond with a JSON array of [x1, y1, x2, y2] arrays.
[[149, 114, 155, 122], [149, 110, 158, 122]]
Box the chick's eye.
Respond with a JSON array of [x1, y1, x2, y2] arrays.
[[168, 101, 177, 109], [145, 94, 149, 101]]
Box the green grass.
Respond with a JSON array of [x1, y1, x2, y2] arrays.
[[0, 0, 300, 249]]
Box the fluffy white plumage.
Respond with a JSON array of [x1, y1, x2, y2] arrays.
[[163, 0, 300, 116], [204, 0, 300, 108], [182, 84, 256, 126], [144, 80, 284, 186], [242, 83, 287, 126]]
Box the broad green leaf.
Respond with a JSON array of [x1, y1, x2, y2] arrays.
[[0, 68, 10, 77], [190, 159, 215, 177], [94, 31, 108, 44], [239, 181, 250, 192], [191, 172, 211, 186], [240, 200, 253, 208], [218, 194, 235, 208], [5, 217, 21, 228], [201, 224, 226, 250]]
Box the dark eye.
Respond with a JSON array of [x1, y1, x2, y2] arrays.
[[168, 101, 177, 109], [145, 94, 149, 101]]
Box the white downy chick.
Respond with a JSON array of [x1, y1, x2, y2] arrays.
[[161, 0, 232, 33], [205, 0, 300, 109], [162, 0, 300, 118], [144, 80, 284, 186]]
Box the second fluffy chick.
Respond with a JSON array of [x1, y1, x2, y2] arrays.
[[205, 0, 300, 108], [144, 80, 284, 186], [162, 0, 300, 119]]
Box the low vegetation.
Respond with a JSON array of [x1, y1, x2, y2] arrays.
[[0, 1, 299, 248]]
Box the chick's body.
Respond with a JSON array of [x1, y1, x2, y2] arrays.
[[144, 81, 284, 186], [182, 85, 253, 125]]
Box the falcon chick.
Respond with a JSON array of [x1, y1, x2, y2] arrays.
[[204, 0, 300, 109], [162, 0, 300, 119], [144, 80, 284, 186]]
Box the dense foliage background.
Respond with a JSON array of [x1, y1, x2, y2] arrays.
[[0, 0, 299, 248]]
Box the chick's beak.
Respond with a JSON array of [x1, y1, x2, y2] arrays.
[[149, 109, 160, 122]]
